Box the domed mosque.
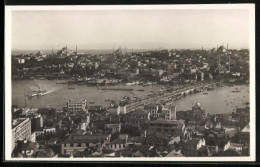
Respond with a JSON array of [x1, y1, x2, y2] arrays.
[[192, 102, 206, 121], [192, 102, 205, 113]]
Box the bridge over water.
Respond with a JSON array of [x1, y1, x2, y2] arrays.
[[125, 82, 215, 112]]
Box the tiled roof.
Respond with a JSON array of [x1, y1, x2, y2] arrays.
[[63, 134, 108, 143], [110, 138, 126, 144], [126, 109, 148, 116], [150, 119, 185, 125]]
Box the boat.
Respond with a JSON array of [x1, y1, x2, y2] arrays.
[[68, 85, 75, 89], [232, 88, 240, 92], [136, 89, 145, 91], [203, 92, 208, 95], [56, 82, 67, 84], [126, 82, 135, 86], [30, 89, 47, 97]]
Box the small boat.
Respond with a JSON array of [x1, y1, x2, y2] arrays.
[[203, 92, 208, 95], [136, 89, 145, 91]]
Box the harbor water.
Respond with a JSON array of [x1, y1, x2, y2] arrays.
[[12, 80, 249, 114]]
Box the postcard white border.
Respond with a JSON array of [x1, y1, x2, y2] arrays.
[[5, 4, 256, 161]]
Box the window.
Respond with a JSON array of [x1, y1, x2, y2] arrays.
[[70, 143, 73, 147]]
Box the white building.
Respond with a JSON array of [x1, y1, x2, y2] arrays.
[[12, 118, 32, 152], [67, 99, 88, 113]]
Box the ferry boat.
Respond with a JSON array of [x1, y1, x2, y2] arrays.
[[30, 89, 47, 97], [126, 82, 136, 86]]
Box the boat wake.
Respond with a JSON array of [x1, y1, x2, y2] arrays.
[[42, 87, 62, 95]]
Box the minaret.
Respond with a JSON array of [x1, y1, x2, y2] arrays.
[[113, 45, 114, 54], [132, 46, 133, 55], [24, 90, 27, 107], [229, 54, 231, 72], [76, 45, 77, 56], [52, 47, 54, 55], [227, 43, 228, 50]]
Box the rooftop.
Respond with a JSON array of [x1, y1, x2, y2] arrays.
[[63, 134, 108, 144], [68, 99, 87, 104], [150, 119, 185, 125]]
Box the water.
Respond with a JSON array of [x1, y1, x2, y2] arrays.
[[12, 80, 163, 109], [171, 85, 249, 114], [12, 80, 249, 114]]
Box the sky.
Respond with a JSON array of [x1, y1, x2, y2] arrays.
[[11, 9, 250, 50]]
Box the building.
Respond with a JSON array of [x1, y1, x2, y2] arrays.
[[224, 141, 243, 153], [61, 134, 110, 155], [31, 114, 43, 132], [240, 122, 250, 145], [236, 107, 249, 128], [108, 134, 129, 151], [12, 139, 38, 157], [181, 138, 206, 157], [67, 99, 88, 113], [148, 120, 185, 135], [144, 103, 159, 118], [122, 109, 150, 125], [37, 108, 56, 118], [108, 106, 127, 123], [12, 118, 32, 152], [161, 105, 177, 120], [192, 102, 206, 121], [104, 123, 122, 134]]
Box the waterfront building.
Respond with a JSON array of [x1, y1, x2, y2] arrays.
[[67, 99, 88, 113], [12, 118, 32, 152], [160, 105, 177, 120], [192, 102, 206, 121], [144, 103, 159, 118]]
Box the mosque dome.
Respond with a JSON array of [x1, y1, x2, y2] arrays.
[[194, 102, 201, 107]]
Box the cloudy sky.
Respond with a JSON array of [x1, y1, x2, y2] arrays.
[[12, 9, 250, 50]]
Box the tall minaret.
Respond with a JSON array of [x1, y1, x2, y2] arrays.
[[113, 45, 114, 54], [229, 53, 231, 72], [52, 47, 54, 55], [227, 43, 228, 50], [76, 45, 77, 56]]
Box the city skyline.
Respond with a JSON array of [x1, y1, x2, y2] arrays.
[[12, 9, 249, 50]]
